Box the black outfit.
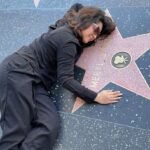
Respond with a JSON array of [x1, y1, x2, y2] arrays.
[[0, 25, 97, 149]]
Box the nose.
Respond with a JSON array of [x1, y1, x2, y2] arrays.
[[89, 34, 97, 42], [93, 34, 97, 40]]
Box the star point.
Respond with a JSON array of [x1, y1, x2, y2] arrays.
[[33, 0, 40, 8], [72, 10, 150, 113]]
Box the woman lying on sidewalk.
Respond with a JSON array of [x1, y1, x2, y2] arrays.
[[0, 3, 122, 150]]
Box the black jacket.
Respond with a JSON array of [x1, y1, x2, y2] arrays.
[[17, 25, 97, 103]]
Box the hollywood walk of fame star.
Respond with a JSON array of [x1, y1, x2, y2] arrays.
[[72, 10, 150, 113], [33, 0, 40, 8]]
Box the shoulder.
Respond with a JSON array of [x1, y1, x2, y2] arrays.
[[48, 26, 81, 47]]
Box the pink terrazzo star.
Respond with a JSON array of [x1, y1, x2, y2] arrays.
[[72, 10, 150, 113]]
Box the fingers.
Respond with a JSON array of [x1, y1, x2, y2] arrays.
[[107, 90, 123, 97], [109, 93, 122, 98], [105, 90, 122, 95], [108, 99, 120, 104], [112, 91, 122, 94], [110, 101, 118, 103], [104, 100, 119, 104], [108, 91, 123, 104], [97, 90, 123, 105], [111, 97, 122, 101]]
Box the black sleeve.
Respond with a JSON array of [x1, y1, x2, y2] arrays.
[[57, 42, 97, 103]]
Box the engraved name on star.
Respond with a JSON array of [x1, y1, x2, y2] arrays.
[[72, 9, 150, 113]]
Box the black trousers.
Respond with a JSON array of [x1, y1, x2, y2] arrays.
[[0, 53, 60, 150]]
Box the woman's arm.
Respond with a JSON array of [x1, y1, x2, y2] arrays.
[[57, 42, 97, 103], [57, 42, 122, 104]]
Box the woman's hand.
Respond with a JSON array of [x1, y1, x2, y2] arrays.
[[94, 90, 122, 104]]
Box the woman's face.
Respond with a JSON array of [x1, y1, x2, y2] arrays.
[[80, 22, 103, 43]]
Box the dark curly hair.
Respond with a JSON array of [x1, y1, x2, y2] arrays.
[[66, 6, 116, 39], [49, 4, 115, 46], [49, 3, 84, 29]]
